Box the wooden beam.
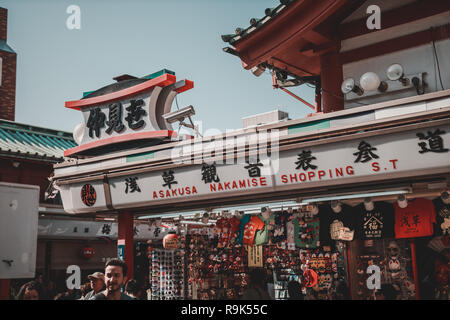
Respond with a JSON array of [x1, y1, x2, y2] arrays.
[[300, 40, 340, 56], [339, 0, 450, 40], [234, 0, 346, 69], [270, 57, 318, 76]]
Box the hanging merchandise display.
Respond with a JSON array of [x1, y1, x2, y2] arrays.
[[352, 239, 416, 300], [394, 198, 436, 239], [354, 201, 395, 239], [150, 248, 185, 300], [141, 193, 450, 300], [242, 215, 265, 246], [185, 233, 248, 300], [254, 207, 275, 245], [294, 208, 320, 248], [321, 203, 356, 242], [433, 196, 450, 236]]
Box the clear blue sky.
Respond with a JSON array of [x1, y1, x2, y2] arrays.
[[2, 0, 314, 136]]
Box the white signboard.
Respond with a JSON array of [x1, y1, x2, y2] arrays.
[[60, 124, 450, 214], [275, 124, 450, 187], [0, 183, 39, 279]]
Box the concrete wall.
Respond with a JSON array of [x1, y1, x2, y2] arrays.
[[339, 0, 450, 109]]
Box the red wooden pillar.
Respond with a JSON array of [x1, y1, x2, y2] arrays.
[[118, 210, 134, 280], [410, 240, 420, 300], [0, 279, 10, 300], [320, 51, 344, 113]]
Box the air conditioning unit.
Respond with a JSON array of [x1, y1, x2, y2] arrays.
[[242, 110, 290, 128]]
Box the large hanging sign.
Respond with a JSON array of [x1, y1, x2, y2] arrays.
[[60, 157, 274, 213], [64, 72, 193, 157], [275, 124, 450, 188], [58, 123, 450, 214]]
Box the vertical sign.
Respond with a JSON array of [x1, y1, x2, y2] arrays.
[[248, 245, 263, 267]]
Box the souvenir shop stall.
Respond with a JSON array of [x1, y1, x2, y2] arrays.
[[52, 69, 450, 301], [143, 190, 449, 300], [144, 206, 348, 300]]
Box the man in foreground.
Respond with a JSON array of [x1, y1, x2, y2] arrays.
[[89, 258, 136, 300]]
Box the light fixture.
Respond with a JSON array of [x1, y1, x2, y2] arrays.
[[301, 189, 410, 204], [397, 194, 408, 208], [386, 63, 409, 86], [341, 78, 363, 96], [364, 197, 374, 211], [412, 76, 425, 95], [359, 72, 387, 92], [331, 201, 342, 213]]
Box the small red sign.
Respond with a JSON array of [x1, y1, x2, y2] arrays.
[[81, 184, 96, 206]]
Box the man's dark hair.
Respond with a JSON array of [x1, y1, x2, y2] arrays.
[[15, 280, 42, 300], [125, 279, 141, 296], [105, 258, 128, 277]]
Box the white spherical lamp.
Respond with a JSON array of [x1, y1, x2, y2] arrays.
[[73, 123, 85, 145], [360, 72, 387, 92], [360, 72, 380, 91]]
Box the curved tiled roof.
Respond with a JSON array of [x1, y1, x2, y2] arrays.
[[0, 119, 77, 162], [221, 0, 296, 46]]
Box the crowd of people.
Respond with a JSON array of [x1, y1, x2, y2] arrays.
[[12, 259, 403, 300], [13, 258, 144, 300]]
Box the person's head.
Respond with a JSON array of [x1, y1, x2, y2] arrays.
[[375, 284, 399, 300], [104, 258, 128, 294], [80, 282, 92, 297], [125, 279, 142, 298], [287, 280, 303, 300], [16, 281, 41, 300], [249, 268, 267, 288], [88, 271, 105, 293]]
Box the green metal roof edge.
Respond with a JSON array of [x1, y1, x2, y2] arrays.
[[81, 69, 176, 98], [288, 119, 330, 134], [0, 119, 75, 142], [0, 39, 16, 54], [142, 69, 175, 80], [126, 151, 154, 163], [0, 150, 63, 162]]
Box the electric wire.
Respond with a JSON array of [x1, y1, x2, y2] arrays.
[[431, 31, 445, 90]]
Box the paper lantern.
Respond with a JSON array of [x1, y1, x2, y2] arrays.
[[163, 232, 178, 249], [82, 247, 95, 259], [303, 269, 318, 288]]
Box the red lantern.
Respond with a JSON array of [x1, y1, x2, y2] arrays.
[[82, 247, 95, 259], [303, 269, 318, 288], [163, 232, 178, 249]]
